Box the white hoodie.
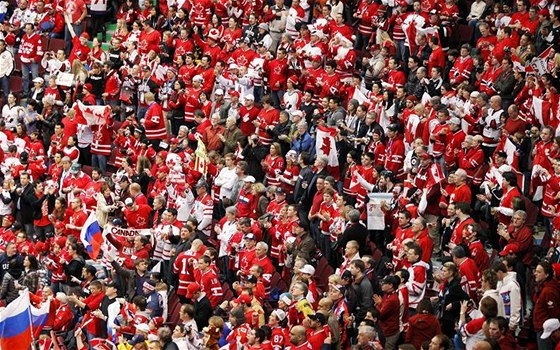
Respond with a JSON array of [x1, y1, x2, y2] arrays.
[[498, 271, 522, 330]]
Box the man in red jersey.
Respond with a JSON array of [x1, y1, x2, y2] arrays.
[[123, 197, 152, 229], [286, 325, 313, 350], [66, 197, 87, 239]]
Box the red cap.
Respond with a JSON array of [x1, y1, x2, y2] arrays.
[[185, 282, 200, 299], [80, 32, 90, 40], [229, 90, 240, 97], [288, 75, 298, 84], [170, 137, 180, 144], [311, 56, 322, 62], [539, 8, 550, 16], [499, 243, 519, 256], [234, 293, 252, 305], [151, 316, 164, 328], [3, 214, 14, 222], [420, 153, 431, 160], [83, 83, 93, 92], [55, 221, 65, 230], [55, 236, 67, 247], [157, 151, 168, 159]]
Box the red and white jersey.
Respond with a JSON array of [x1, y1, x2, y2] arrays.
[[191, 193, 213, 236], [194, 268, 223, 307], [63, 146, 79, 163], [90, 124, 112, 156], [153, 222, 181, 261], [406, 261, 430, 309], [144, 102, 167, 140], [19, 33, 43, 64]]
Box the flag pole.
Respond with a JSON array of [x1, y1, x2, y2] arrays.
[[25, 289, 37, 350]]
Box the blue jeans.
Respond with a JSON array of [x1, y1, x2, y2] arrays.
[[22, 62, 39, 95], [92, 154, 107, 173], [0, 76, 8, 95], [137, 105, 148, 121], [271, 90, 284, 109]]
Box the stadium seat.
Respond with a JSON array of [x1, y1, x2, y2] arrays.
[[48, 38, 66, 53], [9, 76, 23, 96]]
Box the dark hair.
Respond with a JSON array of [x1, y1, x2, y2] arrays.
[[133, 295, 147, 310], [84, 264, 97, 277], [502, 171, 518, 187], [350, 259, 366, 273], [25, 254, 39, 270], [454, 202, 471, 215]]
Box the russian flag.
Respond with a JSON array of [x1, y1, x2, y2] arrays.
[[0, 290, 50, 350], [80, 212, 104, 260]]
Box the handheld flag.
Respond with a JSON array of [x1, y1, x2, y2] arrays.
[[80, 213, 104, 260], [194, 139, 209, 175], [0, 290, 50, 350], [74, 101, 111, 126], [316, 125, 340, 180]]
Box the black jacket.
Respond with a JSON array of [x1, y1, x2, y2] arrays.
[[11, 184, 35, 224], [194, 295, 212, 329]]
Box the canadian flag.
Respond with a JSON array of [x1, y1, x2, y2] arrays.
[[73, 101, 111, 126], [316, 125, 340, 180], [532, 96, 551, 128]]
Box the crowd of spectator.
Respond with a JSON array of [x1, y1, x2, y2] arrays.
[[0, 0, 560, 349]]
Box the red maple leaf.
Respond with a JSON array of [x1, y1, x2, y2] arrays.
[[320, 135, 332, 156]]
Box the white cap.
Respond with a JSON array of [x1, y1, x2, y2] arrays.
[[243, 175, 256, 183], [542, 319, 560, 339], [229, 63, 239, 70], [271, 309, 287, 321], [470, 91, 480, 98], [215, 89, 224, 95], [33, 77, 44, 84], [244, 94, 255, 101], [448, 117, 461, 125], [299, 264, 315, 275], [125, 198, 134, 206], [498, 164, 512, 173], [136, 323, 150, 333], [192, 75, 204, 82], [56, 292, 68, 304]]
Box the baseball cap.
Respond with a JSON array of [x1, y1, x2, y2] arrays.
[[234, 293, 252, 305], [69, 163, 81, 174], [135, 324, 150, 334], [271, 309, 286, 321], [542, 319, 560, 339], [308, 313, 326, 325], [129, 334, 145, 346], [244, 233, 256, 240], [275, 187, 286, 195], [33, 77, 44, 84], [125, 198, 134, 207], [56, 292, 68, 304], [215, 89, 224, 95], [299, 264, 315, 275], [244, 275, 258, 284], [499, 243, 519, 256], [243, 176, 256, 183], [381, 275, 400, 288], [279, 293, 293, 305], [448, 117, 461, 125], [185, 282, 200, 299]]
